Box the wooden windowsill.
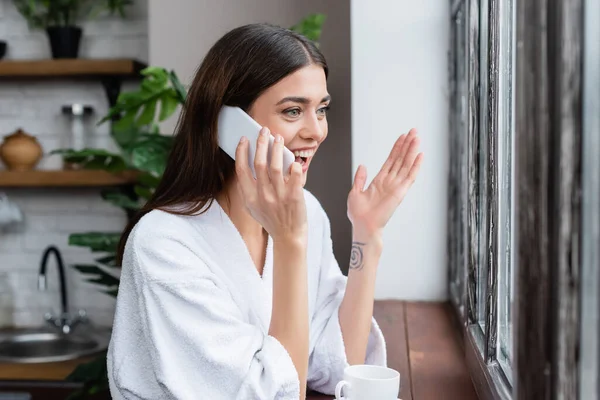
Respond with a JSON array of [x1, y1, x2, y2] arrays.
[[308, 301, 478, 400]]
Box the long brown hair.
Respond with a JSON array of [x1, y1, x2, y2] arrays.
[[116, 23, 329, 265]]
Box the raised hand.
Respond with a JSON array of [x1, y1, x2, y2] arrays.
[[347, 128, 424, 237], [235, 127, 307, 242]]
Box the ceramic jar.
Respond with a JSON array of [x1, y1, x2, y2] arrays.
[[0, 129, 43, 171]]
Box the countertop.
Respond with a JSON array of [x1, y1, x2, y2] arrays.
[[0, 355, 99, 380], [0, 325, 111, 381]]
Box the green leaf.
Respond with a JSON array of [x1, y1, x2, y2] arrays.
[[127, 134, 173, 176], [95, 254, 117, 267], [137, 171, 161, 188], [87, 274, 120, 287], [117, 91, 146, 106], [66, 352, 108, 383], [98, 74, 170, 127], [14, 0, 131, 29], [141, 67, 169, 91], [131, 148, 167, 177], [65, 389, 85, 400], [159, 90, 180, 121], [150, 123, 160, 134], [111, 124, 140, 150], [68, 232, 121, 252], [141, 66, 169, 79], [72, 264, 120, 287], [290, 13, 327, 45], [101, 190, 140, 210], [169, 70, 188, 103], [136, 98, 158, 126], [134, 184, 153, 200], [111, 108, 137, 132], [98, 66, 185, 128], [50, 148, 128, 173]]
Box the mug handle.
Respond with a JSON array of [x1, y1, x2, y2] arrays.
[[335, 380, 350, 399]]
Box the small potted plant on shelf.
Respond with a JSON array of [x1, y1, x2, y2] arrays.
[[12, 0, 133, 59]]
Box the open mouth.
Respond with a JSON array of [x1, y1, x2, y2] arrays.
[[295, 156, 308, 166], [292, 149, 316, 171]]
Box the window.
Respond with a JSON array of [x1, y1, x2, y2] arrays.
[[449, 0, 595, 398], [448, 0, 515, 395]]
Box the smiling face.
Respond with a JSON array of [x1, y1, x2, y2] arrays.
[[248, 64, 330, 186]]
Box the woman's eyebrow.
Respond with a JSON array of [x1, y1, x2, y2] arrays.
[[276, 95, 332, 106]]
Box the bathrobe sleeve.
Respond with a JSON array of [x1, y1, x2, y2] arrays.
[[306, 210, 387, 395], [133, 234, 300, 400]]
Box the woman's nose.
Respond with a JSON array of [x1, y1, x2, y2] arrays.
[[300, 115, 326, 142]]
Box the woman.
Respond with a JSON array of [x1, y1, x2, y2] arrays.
[[107, 23, 423, 400]]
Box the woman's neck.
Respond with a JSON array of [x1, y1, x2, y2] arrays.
[[216, 178, 266, 239]]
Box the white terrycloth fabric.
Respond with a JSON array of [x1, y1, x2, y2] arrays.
[[107, 190, 387, 400]]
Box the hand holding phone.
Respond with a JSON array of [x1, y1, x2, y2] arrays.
[[217, 106, 295, 179], [234, 125, 308, 241]]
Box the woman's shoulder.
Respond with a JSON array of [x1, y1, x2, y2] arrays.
[[123, 207, 215, 281], [134, 208, 196, 238], [128, 206, 212, 253]]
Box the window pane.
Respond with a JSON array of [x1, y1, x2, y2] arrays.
[[449, 1, 469, 316], [477, 0, 490, 330], [580, 0, 600, 396], [497, 0, 516, 384]]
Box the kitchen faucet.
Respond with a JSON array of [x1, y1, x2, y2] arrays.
[[38, 245, 87, 334]]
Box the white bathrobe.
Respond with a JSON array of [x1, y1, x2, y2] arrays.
[[107, 190, 386, 400]]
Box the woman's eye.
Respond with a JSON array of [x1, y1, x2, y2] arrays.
[[317, 106, 330, 117], [284, 109, 301, 117]]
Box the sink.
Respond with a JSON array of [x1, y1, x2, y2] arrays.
[[0, 327, 110, 363]]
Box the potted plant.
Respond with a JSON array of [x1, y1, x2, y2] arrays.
[[12, 0, 133, 59]]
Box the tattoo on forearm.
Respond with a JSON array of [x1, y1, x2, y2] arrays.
[[350, 241, 366, 271]]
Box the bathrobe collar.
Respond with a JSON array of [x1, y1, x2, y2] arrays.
[[195, 199, 274, 333]]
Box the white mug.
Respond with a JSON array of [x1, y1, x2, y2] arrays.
[[335, 365, 400, 400]]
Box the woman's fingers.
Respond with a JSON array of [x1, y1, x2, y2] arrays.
[[288, 162, 304, 193], [270, 134, 285, 196], [407, 153, 425, 185], [235, 136, 256, 198], [380, 134, 406, 175], [398, 137, 421, 179], [391, 128, 418, 176], [352, 164, 368, 193], [254, 127, 271, 187]]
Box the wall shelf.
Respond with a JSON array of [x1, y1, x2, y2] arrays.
[[0, 170, 138, 187], [0, 58, 147, 107], [0, 59, 146, 78]]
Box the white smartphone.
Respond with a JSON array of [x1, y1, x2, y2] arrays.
[[217, 105, 296, 178]]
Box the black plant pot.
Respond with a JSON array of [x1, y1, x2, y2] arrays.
[[46, 26, 82, 59]]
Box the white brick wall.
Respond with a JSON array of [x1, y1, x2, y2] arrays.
[[0, 0, 148, 328]]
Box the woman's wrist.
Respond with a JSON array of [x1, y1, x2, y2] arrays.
[[352, 225, 383, 247], [272, 230, 308, 249]]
